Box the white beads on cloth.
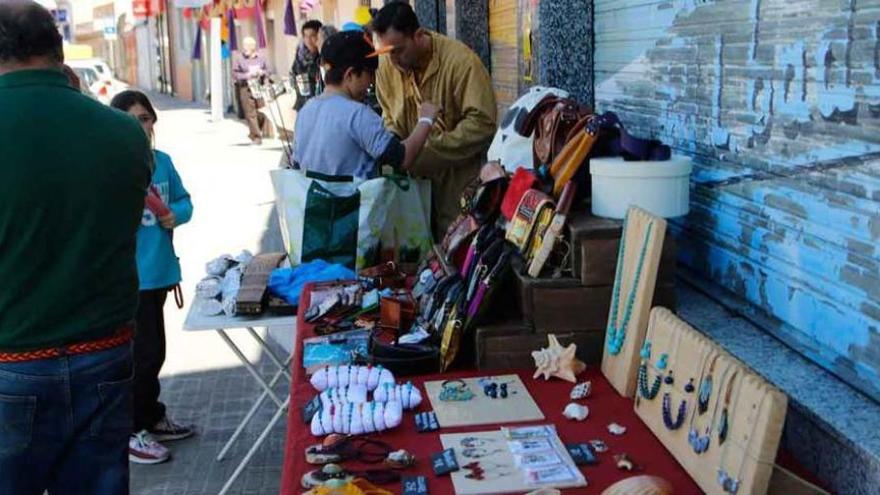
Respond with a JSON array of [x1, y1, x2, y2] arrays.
[[310, 365, 395, 392], [310, 400, 403, 436], [319, 385, 369, 405], [372, 381, 422, 410]]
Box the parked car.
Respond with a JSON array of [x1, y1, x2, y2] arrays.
[[67, 58, 126, 104]]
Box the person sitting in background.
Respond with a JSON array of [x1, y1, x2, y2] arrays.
[[291, 19, 322, 111], [232, 36, 269, 145], [292, 31, 438, 179], [0, 1, 151, 491], [111, 90, 195, 466]]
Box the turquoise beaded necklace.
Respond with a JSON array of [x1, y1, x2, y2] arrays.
[[606, 221, 655, 356]]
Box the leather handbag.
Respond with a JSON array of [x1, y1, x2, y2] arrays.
[[466, 242, 514, 321], [359, 261, 406, 290], [500, 167, 539, 220], [518, 96, 592, 168], [367, 332, 440, 376], [440, 214, 480, 271], [466, 162, 509, 225], [505, 189, 556, 255], [379, 293, 416, 335]]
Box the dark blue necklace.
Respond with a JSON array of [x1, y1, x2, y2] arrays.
[[662, 392, 687, 430]]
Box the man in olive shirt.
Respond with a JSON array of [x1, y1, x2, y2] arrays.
[[0, 2, 151, 492]]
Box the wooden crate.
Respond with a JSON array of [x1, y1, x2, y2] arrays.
[[475, 322, 604, 370], [512, 255, 677, 334], [568, 210, 677, 287]]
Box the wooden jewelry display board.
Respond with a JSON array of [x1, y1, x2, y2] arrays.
[[634, 308, 787, 495], [601, 206, 668, 397], [440, 426, 587, 495], [425, 374, 545, 427]]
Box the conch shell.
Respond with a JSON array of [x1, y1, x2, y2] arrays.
[[532, 334, 586, 383]]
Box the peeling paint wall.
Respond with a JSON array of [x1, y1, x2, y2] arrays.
[[594, 0, 880, 401]]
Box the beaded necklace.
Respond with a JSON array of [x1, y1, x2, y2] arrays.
[[662, 340, 709, 431], [638, 322, 680, 401], [717, 379, 768, 494], [606, 220, 655, 356], [637, 341, 663, 400], [689, 360, 734, 455]]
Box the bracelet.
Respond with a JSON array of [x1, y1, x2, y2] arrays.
[[417, 117, 434, 127]]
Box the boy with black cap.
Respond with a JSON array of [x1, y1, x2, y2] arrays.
[[293, 31, 438, 178]]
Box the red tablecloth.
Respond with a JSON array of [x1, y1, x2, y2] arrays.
[[279, 284, 822, 494], [280, 283, 704, 494]]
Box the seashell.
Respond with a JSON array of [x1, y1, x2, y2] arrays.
[[607, 422, 627, 436], [531, 334, 587, 383], [570, 381, 592, 400], [614, 453, 634, 471], [563, 403, 589, 421], [600, 475, 673, 495]]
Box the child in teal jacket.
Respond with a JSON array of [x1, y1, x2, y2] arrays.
[[111, 91, 194, 465]]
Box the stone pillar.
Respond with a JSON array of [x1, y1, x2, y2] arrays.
[[413, 0, 446, 33], [445, 0, 490, 69], [536, 0, 593, 106]]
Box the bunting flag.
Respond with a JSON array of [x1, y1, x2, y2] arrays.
[[283, 0, 297, 36], [255, 2, 267, 48], [192, 22, 202, 59], [226, 8, 238, 52]]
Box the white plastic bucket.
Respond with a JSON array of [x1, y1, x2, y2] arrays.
[[590, 155, 692, 219]]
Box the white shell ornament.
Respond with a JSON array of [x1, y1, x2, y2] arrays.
[[608, 423, 627, 436], [310, 400, 403, 437], [372, 381, 423, 410], [310, 365, 395, 392], [563, 403, 590, 421], [570, 381, 592, 400], [319, 385, 368, 405]]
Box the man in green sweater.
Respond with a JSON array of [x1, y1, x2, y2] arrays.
[[0, 1, 151, 492]]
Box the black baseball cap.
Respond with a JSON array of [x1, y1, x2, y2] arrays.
[[320, 31, 381, 73]]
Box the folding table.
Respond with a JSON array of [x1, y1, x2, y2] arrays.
[[183, 309, 296, 495]]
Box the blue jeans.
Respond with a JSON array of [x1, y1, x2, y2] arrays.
[[0, 343, 133, 495]]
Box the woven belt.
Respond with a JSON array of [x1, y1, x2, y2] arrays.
[[0, 324, 134, 363]]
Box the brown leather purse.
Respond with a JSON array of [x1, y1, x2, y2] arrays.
[[518, 96, 592, 168]]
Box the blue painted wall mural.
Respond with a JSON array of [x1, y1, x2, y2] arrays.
[[593, 0, 880, 400]]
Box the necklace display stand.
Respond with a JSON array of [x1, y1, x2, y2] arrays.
[[634, 308, 787, 495], [600, 207, 668, 397]]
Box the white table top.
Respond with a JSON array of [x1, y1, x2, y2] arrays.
[[182, 306, 296, 332]]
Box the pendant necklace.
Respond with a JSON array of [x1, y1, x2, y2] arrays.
[[698, 353, 722, 415], [659, 328, 693, 430], [686, 350, 717, 453], [606, 220, 655, 356], [717, 367, 743, 445], [689, 360, 734, 455], [717, 384, 769, 494]]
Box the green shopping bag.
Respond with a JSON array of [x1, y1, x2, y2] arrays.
[[271, 169, 395, 270]]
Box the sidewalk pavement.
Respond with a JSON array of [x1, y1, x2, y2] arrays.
[[130, 92, 290, 495]]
